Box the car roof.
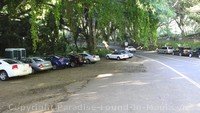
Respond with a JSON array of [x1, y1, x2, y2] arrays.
[[0, 59, 21, 63], [0, 58, 16, 61], [28, 57, 43, 59]]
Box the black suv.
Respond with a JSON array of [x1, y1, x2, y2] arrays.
[[66, 54, 85, 67], [173, 47, 192, 57]]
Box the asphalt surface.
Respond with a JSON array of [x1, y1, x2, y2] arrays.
[[51, 51, 200, 113]]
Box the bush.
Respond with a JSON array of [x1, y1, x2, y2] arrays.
[[94, 48, 112, 57]]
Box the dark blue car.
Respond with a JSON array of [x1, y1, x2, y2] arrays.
[[44, 55, 70, 69]]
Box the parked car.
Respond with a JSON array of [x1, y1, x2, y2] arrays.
[[44, 55, 70, 69], [125, 46, 136, 53], [66, 54, 85, 67], [21, 57, 53, 73], [106, 51, 129, 60], [5, 48, 26, 60], [119, 50, 134, 58], [0, 59, 32, 81], [190, 48, 200, 58], [157, 46, 174, 54], [172, 47, 193, 57], [79, 53, 100, 64]]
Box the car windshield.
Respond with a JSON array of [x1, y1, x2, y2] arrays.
[[54, 56, 61, 59], [120, 51, 127, 54], [33, 58, 44, 62], [4, 59, 22, 64], [161, 47, 167, 49]]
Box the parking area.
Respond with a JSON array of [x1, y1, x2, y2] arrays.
[[0, 57, 145, 113]]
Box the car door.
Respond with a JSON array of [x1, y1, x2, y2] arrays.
[[113, 52, 120, 59]]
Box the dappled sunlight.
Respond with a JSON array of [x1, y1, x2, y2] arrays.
[[170, 77, 184, 80], [70, 92, 99, 101], [98, 80, 150, 88], [112, 80, 149, 86], [97, 74, 113, 78], [99, 85, 108, 88], [184, 103, 200, 111], [71, 92, 97, 97]]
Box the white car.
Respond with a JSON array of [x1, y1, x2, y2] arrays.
[[79, 53, 100, 64], [119, 50, 134, 58], [157, 46, 174, 54], [125, 46, 136, 52], [0, 59, 32, 81], [106, 51, 129, 60]]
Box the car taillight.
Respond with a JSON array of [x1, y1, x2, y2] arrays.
[[12, 65, 18, 70], [38, 64, 44, 68]]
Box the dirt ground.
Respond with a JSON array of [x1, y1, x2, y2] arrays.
[[0, 57, 146, 113]]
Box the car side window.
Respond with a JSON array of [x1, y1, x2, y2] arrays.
[[25, 59, 32, 63], [162, 47, 167, 49]]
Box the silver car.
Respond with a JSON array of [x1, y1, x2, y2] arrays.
[[157, 46, 174, 54], [119, 50, 134, 58], [21, 57, 53, 72], [79, 53, 100, 64]]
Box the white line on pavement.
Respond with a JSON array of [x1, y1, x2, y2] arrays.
[[138, 55, 200, 89]]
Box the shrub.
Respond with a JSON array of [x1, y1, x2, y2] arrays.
[[94, 48, 112, 57]]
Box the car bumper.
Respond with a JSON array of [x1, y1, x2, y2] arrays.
[[9, 68, 33, 77], [37, 66, 53, 71], [90, 58, 101, 62]]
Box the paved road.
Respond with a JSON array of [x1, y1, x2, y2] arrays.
[[52, 51, 200, 113]]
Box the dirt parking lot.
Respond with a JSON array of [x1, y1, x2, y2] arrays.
[[0, 57, 146, 113]]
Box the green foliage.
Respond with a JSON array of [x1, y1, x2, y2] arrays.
[[30, 0, 39, 52], [94, 48, 112, 57], [3, 0, 197, 55]]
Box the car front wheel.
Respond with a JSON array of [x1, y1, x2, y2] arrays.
[[52, 65, 57, 70], [106, 56, 110, 59], [189, 54, 192, 58], [86, 59, 91, 64], [117, 57, 120, 60], [0, 71, 8, 81], [70, 62, 76, 67]]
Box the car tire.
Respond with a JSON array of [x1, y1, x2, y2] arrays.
[[32, 68, 36, 74], [179, 53, 182, 56], [52, 65, 57, 70], [86, 59, 91, 64], [70, 62, 76, 67], [0, 71, 8, 81], [106, 56, 109, 60], [189, 54, 192, 58], [117, 57, 120, 60]]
